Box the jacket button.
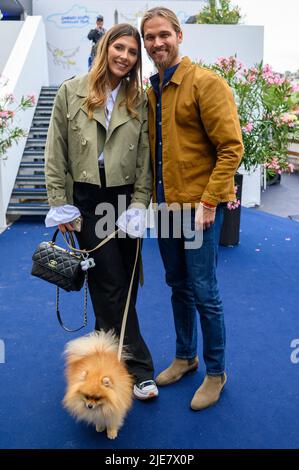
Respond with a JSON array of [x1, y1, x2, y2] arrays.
[[82, 171, 87, 178], [81, 138, 87, 145], [66, 112, 70, 119], [125, 175, 129, 180], [129, 144, 134, 150]]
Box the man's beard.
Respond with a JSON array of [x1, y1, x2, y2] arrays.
[[149, 45, 179, 70]]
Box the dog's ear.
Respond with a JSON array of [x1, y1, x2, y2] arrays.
[[102, 376, 112, 387]]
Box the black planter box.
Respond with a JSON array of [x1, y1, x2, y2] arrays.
[[220, 173, 243, 246], [267, 173, 281, 186]]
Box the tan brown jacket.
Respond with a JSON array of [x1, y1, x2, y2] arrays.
[[147, 57, 244, 206]]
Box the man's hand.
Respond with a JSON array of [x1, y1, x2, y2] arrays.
[[195, 203, 216, 231]]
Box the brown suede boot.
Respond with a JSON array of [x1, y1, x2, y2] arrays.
[[155, 357, 199, 386], [190, 373, 227, 410]]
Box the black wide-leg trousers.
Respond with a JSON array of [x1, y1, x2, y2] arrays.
[[73, 179, 154, 383]]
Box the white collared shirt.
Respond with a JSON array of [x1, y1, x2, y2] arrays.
[[98, 81, 121, 163], [45, 82, 122, 227]]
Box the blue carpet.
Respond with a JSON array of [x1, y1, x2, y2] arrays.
[[0, 208, 299, 449]]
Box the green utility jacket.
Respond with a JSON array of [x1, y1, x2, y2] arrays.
[[45, 74, 152, 207]]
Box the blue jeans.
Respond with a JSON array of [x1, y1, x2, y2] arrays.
[[157, 206, 225, 375]]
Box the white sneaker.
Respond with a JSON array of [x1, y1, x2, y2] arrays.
[[133, 380, 159, 400]]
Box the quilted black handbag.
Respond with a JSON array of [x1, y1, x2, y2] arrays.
[[31, 229, 88, 332], [31, 228, 121, 332], [31, 229, 85, 292]]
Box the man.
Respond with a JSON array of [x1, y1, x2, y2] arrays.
[[141, 7, 243, 410], [87, 15, 106, 69]]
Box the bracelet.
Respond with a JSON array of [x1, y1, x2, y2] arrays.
[[200, 202, 216, 212]]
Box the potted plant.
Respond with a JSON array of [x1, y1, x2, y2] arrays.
[[198, 56, 299, 245]]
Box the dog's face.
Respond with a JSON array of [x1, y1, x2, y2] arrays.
[[82, 394, 104, 410], [76, 373, 114, 411], [67, 365, 118, 410]]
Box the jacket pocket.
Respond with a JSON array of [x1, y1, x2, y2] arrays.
[[176, 160, 206, 198], [119, 138, 139, 179], [120, 151, 137, 185]]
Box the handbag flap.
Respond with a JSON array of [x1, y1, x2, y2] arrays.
[[32, 242, 82, 277]]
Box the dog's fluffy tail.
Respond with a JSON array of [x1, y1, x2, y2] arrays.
[[64, 330, 129, 361]]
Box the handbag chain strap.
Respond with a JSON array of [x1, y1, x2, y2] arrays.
[[56, 273, 88, 332]]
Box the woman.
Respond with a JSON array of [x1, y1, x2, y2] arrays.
[[44, 24, 157, 400]]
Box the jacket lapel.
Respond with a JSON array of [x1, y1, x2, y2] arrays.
[[106, 81, 131, 141], [92, 107, 106, 128], [147, 87, 156, 114], [76, 75, 106, 128], [76, 78, 131, 137]]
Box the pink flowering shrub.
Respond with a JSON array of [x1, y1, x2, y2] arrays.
[[200, 56, 299, 174], [264, 157, 294, 178], [226, 185, 241, 210], [142, 77, 151, 91], [0, 76, 35, 158]]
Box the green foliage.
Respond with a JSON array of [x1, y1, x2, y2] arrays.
[[197, 0, 241, 25]]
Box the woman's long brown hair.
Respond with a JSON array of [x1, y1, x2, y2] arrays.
[[86, 23, 143, 119]]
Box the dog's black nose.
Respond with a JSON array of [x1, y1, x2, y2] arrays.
[[87, 404, 93, 409]]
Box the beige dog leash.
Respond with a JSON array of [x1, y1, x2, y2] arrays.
[[62, 228, 121, 255], [117, 237, 140, 360]]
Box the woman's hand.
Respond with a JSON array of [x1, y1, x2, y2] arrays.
[[116, 207, 146, 238], [58, 223, 75, 233]]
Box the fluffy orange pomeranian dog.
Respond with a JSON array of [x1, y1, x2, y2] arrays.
[[62, 330, 133, 439]]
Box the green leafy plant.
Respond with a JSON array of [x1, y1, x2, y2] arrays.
[[196, 0, 242, 25], [0, 76, 35, 159]]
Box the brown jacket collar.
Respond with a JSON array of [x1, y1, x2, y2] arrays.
[[170, 56, 193, 85]]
